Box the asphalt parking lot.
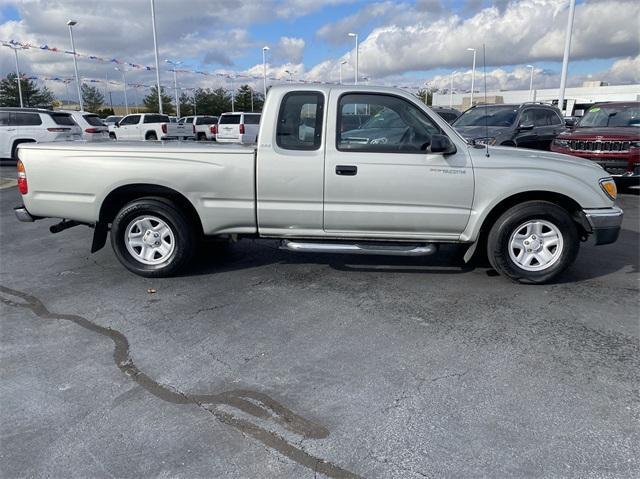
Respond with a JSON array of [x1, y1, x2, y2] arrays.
[[0, 164, 638, 478]]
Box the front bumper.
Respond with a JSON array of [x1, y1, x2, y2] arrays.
[[14, 205, 36, 222], [583, 206, 623, 245]]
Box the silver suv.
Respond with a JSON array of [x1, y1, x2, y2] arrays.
[[0, 108, 82, 160]]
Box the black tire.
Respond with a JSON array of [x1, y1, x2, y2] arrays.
[[11, 140, 34, 160], [109, 132, 117, 140], [110, 198, 195, 277], [486, 201, 579, 284], [146, 132, 158, 141], [197, 133, 206, 141]]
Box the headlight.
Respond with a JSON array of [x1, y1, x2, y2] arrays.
[[630, 141, 640, 149], [553, 138, 570, 148], [599, 178, 617, 201], [475, 137, 496, 146]]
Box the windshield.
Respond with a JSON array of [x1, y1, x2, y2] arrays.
[[453, 106, 518, 127], [578, 104, 640, 127]]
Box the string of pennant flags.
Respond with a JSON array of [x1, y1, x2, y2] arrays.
[[4, 38, 424, 91], [3, 38, 325, 84]]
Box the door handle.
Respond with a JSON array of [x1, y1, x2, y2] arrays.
[[336, 165, 357, 176]]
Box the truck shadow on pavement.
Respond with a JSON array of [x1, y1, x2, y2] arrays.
[[0, 285, 362, 479], [188, 229, 639, 283]]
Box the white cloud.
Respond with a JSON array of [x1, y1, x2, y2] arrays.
[[273, 37, 305, 64], [315, 0, 640, 80]]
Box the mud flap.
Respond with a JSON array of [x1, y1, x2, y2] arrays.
[[91, 222, 109, 253]]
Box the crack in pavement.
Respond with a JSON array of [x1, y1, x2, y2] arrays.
[[0, 285, 361, 479]]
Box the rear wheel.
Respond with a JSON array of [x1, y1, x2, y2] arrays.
[[146, 132, 158, 141], [110, 198, 195, 277], [197, 133, 206, 141], [487, 201, 579, 284]]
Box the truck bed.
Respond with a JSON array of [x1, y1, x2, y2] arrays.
[[18, 141, 258, 235]]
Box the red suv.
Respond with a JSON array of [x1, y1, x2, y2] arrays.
[[551, 102, 640, 185]]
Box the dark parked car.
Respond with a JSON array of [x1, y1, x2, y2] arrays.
[[452, 103, 566, 150], [431, 106, 461, 124], [551, 102, 640, 185]]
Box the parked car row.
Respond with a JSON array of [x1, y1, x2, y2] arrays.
[[2, 99, 637, 185]]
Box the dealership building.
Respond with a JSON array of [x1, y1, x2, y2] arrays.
[[432, 82, 640, 115]]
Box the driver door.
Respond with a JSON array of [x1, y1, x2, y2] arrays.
[[323, 92, 474, 239]]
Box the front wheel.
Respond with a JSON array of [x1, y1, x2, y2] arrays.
[[486, 201, 579, 284], [110, 198, 195, 277]]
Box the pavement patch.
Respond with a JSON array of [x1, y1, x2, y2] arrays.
[[0, 285, 361, 479]]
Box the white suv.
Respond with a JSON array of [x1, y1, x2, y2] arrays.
[[0, 108, 82, 160], [216, 112, 260, 144], [179, 115, 218, 141], [62, 110, 109, 141]]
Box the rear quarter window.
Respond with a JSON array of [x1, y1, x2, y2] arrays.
[[50, 113, 75, 126], [219, 115, 241, 125], [144, 114, 169, 123], [243, 115, 261, 125], [83, 115, 104, 126]]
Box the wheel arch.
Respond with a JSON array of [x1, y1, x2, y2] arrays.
[[11, 138, 37, 158], [92, 183, 204, 253], [475, 190, 586, 241]]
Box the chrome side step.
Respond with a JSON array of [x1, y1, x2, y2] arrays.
[[280, 240, 437, 256]]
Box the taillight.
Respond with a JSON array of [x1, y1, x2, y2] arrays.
[[85, 128, 100, 133], [211, 125, 217, 134], [239, 124, 245, 134], [47, 127, 70, 132], [17, 160, 28, 194], [161, 123, 167, 134]]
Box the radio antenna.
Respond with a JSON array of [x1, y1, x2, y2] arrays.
[[483, 43, 489, 158]]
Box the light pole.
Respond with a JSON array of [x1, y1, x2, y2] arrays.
[[3, 43, 26, 107], [466, 47, 476, 107], [449, 71, 456, 108], [114, 67, 128, 115], [348, 33, 359, 85], [527, 65, 535, 101], [250, 87, 254, 112], [558, 0, 576, 115], [262, 46, 270, 97], [150, 0, 163, 113], [165, 59, 182, 117], [66, 20, 83, 111], [339, 60, 347, 85], [132, 86, 139, 113]]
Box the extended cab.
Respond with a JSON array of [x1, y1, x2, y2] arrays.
[[14, 85, 623, 284], [109, 113, 194, 141]]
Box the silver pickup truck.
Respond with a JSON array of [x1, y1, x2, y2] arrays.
[[14, 85, 623, 284]]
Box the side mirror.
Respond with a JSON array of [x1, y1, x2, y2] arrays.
[[518, 123, 534, 131], [115, 121, 120, 127], [430, 134, 457, 155], [564, 118, 576, 128]]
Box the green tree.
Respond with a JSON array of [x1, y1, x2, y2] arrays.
[[142, 86, 175, 115], [194, 87, 232, 116], [0, 73, 55, 109], [179, 92, 195, 117], [233, 84, 264, 112], [81, 83, 105, 113], [416, 87, 435, 106]]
